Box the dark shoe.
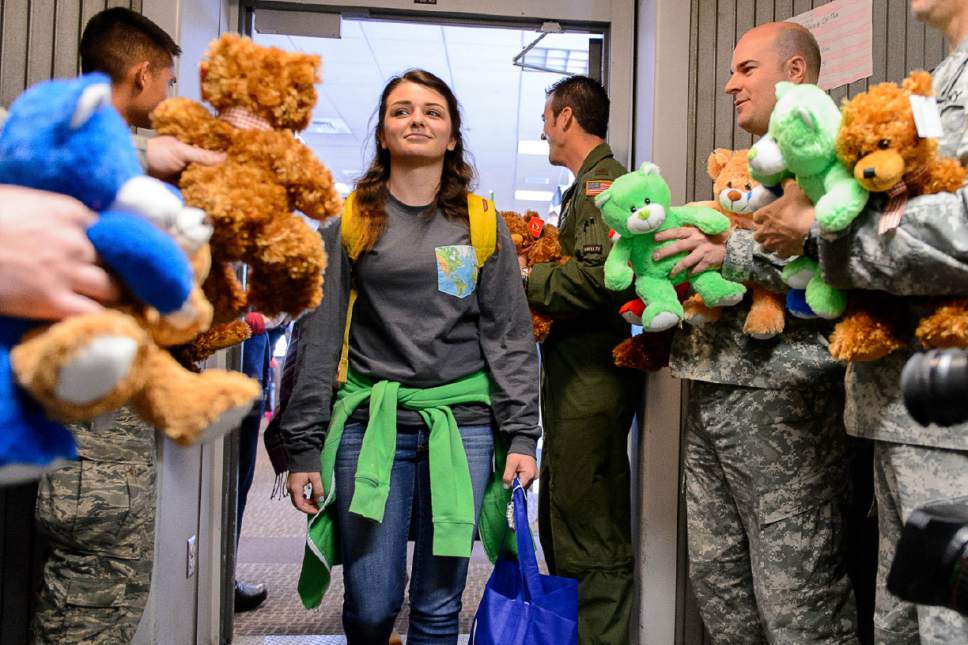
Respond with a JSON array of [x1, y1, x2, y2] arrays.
[[234, 580, 267, 612]]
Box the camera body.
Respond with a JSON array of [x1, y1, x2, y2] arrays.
[[888, 503, 968, 615], [901, 349, 968, 427]]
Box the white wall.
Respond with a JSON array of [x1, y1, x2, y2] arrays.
[[633, 1, 693, 644], [132, 2, 233, 644]]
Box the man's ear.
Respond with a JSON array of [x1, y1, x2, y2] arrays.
[[784, 55, 808, 84], [558, 106, 574, 131], [133, 61, 152, 91]]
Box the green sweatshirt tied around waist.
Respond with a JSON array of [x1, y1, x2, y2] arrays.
[[298, 368, 515, 609]]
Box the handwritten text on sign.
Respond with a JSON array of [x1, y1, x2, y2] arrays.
[[787, 0, 872, 90]]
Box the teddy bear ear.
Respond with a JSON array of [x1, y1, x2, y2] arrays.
[[638, 162, 661, 176], [904, 70, 934, 97], [706, 148, 732, 180], [796, 106, 817, 131], [775, 81, 794, 100], [594, 189, 612, 208], [70, 82, 112, 130]]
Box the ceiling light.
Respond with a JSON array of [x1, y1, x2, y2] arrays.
[[308, 117, 351, 135], [518, 140, 550, 156], [524, 176, 551, 185], [515, 190, 553, 202]]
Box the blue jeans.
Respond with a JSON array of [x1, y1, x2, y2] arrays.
[[334, 421, 494, 644]]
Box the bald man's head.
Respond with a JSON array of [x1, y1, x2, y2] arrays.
[[725, 22, 822, 135]]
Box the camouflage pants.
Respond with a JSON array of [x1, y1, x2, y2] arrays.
[[684, 381, 858, 644], [31, 409, 156, 645], [873, 441, 968, 644]]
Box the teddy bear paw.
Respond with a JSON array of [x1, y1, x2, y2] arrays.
[[783, 267, 814, 290], [197, 402, 253, 444], [55, 335, 141, 405], [712, 291, 745, 308], [161, 298, 203, 330], [645, 311, 680, 332], [684, 310, 717, 328], [173, 207, 213, 253]]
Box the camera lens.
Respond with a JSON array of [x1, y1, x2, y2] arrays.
[[888, 503, 968, 614], [901, 349, 968, 427]]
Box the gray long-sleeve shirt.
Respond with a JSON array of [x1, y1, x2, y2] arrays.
[[815, 36, 968, 449], [278, 194, 542, 472]]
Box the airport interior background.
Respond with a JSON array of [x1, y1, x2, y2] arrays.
[[0, 0, 949, 643]]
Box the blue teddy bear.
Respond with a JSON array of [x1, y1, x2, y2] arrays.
[[0, 73, 258, 484]]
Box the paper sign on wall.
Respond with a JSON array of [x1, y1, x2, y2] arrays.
[[787, 0, 873, 90]]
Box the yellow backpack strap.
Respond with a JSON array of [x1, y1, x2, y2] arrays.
[[337, 192, 495, 385], [466, 193, 497, 267], [341, 192, 365, 262], [337, 192, 359, 385]]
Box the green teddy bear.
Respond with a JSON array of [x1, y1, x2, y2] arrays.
[[595, 163, 746, 332], [748, 81, 869, 320]]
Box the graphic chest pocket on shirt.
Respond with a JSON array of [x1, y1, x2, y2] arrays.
[[435, 245, 478, 298]]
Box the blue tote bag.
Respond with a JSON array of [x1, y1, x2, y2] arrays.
[[470, 480, 578, 645]]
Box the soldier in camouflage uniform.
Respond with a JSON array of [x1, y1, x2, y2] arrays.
[[29, 10, 186, 644], [32, 410, 156, 644], [524, 75, 642, 644], [663, 23, 859, 643], [754, 2, 968, 640]]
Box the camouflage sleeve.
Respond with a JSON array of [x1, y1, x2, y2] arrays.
[[721, 229, 788, 293], [279, 219, 349, 473], [132, 132, 149, 172], [526, 191, 628, 316], [817, 189, 968, 296]]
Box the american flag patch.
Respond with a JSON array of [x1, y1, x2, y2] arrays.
[[585, 180, 612, 196]]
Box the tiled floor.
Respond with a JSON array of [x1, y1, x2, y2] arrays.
[[232, 424, 543, 641]]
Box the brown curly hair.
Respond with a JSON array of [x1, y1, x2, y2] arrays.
[[351, 69, 475, 256]]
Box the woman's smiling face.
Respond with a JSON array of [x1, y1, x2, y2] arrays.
[[379, 80, 456, 162]]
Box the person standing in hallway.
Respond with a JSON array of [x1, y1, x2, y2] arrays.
[[754, 1, 968, 641], [657, 22, 859, 643], [523, 75, 640, 645], [281, 69, 540, 645], [30, 8, 221, 644]]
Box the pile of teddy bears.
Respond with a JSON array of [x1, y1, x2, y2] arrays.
[[595, 70, 968, 366], [0, 34, 342, 483]]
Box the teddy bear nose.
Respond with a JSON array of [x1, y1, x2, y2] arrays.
[[863, 167, 877, 179], [727, 190, 742, 202]]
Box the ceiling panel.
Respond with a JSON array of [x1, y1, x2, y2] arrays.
[[254, 17, 592, 215]]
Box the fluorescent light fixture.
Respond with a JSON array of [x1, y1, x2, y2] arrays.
[[308, 117, 351, 135], [515, 190, 553, 202], [518, 139, 550, 156]]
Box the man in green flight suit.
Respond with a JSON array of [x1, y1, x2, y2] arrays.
[[520, 74, 641, 645]]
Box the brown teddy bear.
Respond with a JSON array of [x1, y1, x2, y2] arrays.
[[151, 33, 342, 361], [831, 71, 968, 361], [682, 148, 787, 339], [501, 210, 564, 341], [12, 187, 261, 446]]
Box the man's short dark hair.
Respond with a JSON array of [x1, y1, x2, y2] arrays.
[[546, 75, 610, 139], [80, 7, 181, 82]]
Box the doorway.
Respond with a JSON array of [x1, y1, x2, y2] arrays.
[[231, 9, 606, 643]]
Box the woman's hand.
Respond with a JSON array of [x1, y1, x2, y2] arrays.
[[287, 471, 324, 515], [503, 453, 538, 490]]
